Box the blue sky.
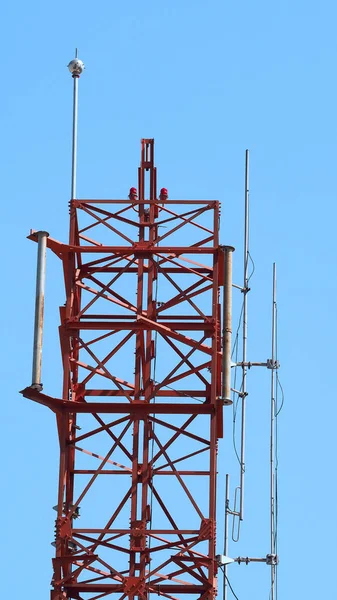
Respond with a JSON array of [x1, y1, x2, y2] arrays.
[[2, 1, 336, 598]]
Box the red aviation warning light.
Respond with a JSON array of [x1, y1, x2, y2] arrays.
[[159, 187, 168, 201], [129, 186, 138, 200]]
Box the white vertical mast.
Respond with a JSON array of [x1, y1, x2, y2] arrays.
[[68, 49, 84, 200]]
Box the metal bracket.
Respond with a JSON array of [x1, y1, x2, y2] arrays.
[[232, 360, 280, 369], [231, 388, 248, 398], [266, 553, 279, 565], [266, 359, 280, 370], [235, 554, 279, 566]]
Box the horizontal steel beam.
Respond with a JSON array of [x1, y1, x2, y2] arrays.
[[28, 231, 218, 254], [68, 245, 216, 254], [60, 401, 215, 414], [84, 389, 207, 397], [72, 470, 210, 475], [82, 267, 213, 274], [65, 583, 207, 593], [72, 199, 218, 205], [65, 320, 214, 331], [20, 387, 216, 414], [79, 314, 210, 320], [73, 529, 200, 534]]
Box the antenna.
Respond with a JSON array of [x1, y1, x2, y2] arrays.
[[223, 156, 280, 599], [225, 151, 250, 547], [270, 262, 278, 600], [239, 148, 249, 521], [223, 474, 230, 600], [67, 49, 85, 200]]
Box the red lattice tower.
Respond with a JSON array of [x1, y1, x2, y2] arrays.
[[22, 139, 232, 600]]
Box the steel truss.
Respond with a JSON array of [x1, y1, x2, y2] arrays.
[[22, 139, 228, 600]]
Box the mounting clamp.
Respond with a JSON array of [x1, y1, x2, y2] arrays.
[[267, 359, 280, 370]]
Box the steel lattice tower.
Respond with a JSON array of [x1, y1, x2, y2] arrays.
[[22, 138, 234, 600]]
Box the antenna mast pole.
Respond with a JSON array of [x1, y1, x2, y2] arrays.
[[240, 149, 249, 520], [270, 263, 277, 600], [68, 49, 84, 200], [223, 474, 230, 600]]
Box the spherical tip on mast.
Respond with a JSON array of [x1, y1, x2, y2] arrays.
[[67, 49, 85, 78]]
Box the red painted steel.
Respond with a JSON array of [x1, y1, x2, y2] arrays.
[[22, 139, 227, 600]]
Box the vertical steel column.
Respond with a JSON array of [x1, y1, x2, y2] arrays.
[[141, 141, 157, 582], [31, 230, 49, 390]]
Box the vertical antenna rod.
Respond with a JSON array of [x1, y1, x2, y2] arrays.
[[239, 149, 249, 520], [270, 263, 277, 600], [68, 49, 85, 199], [31, 230, 49, 390], [223, 474, 230, 600]]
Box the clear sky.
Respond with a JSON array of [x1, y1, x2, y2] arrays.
[[2, 1, 336, 599]]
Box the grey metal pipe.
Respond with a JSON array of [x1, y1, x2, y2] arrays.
[[222, 246, 235, 404], [31, 231, 49, 389]]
